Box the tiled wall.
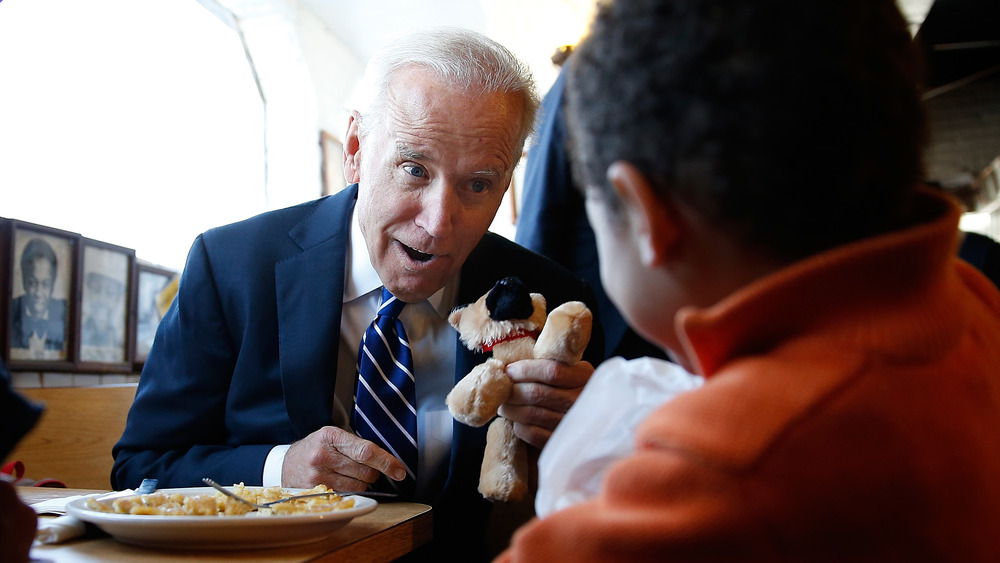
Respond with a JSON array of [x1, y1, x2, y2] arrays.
[[924, 72, 1000, 240], [925, 73, 1000, 185], [11, 371, 140, 389]]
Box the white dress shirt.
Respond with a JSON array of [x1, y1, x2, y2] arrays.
[[264, 204, 457, 495]]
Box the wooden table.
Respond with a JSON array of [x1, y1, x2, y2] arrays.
[[19, 488, 432, 562]]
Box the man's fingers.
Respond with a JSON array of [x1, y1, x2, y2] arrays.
[[506, 359, 594, 387], [336, 435, 408, 482], [508, 420, 553, 450], [284, 427, 407, 488], [312, 444, 382, 482], [497, 359, 594, 451], [498, 403, 563, 430], [505, 382, 581, 412]]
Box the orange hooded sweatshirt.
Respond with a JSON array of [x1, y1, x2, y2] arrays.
[[498, 189, 1000, 561]]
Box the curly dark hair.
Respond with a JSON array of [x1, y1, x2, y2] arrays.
[[566, 0, 928, 259]]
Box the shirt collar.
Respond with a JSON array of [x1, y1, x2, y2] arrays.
[[343, 204, 455, 316], [677, 187, 962, 378]]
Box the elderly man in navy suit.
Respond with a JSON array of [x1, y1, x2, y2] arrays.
[[112, 27, 603, 560]]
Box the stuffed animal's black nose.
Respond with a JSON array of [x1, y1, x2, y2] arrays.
[[485, 276, 534, 321]]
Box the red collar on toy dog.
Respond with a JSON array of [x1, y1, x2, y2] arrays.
[[482, 329, 540, 352]]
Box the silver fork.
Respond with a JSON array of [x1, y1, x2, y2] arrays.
[[201, 478, 396, 508]]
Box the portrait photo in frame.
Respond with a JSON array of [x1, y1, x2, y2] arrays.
[[75, 238, 134, 372], [4, 220, 79, 370], [131, 262, 176, 367]]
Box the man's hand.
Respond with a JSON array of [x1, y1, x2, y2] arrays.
[[499, 359, 595, 449], [281, 426, 407, 490]]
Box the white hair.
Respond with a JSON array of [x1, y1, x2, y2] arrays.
[[356, 27, 539, 149]]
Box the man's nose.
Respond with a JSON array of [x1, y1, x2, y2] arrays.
[[416, 181, 457, 238]]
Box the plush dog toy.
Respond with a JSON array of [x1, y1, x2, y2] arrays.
[[447, 276, 593, 502]]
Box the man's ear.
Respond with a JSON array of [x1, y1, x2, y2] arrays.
[[606, 161, 678, 267], [343, 111, 362, 184]]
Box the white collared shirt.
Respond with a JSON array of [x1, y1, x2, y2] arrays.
[[264, 204, 457, 495]]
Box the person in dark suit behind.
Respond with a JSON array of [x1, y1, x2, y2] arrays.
[[112, 27, 603, 561], [9, 237, 67, 355], [959, 230, 1000, 288], [516, 54, 666, 361]]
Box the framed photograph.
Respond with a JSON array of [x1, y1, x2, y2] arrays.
[[75, 238, 135, 372], [977, 156, 1000, 211], [0, 218, 9, 364], [4, 220, 80, 370], [131, 262, 176, 367]]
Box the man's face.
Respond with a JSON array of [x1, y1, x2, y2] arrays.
[[24, 257, 54, 316], [349, 67, 524, 302]]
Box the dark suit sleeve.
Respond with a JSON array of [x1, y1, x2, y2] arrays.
[[111, 234, 272, 489], [516, 70, 571, 256], [960, 232, 1000, 289]]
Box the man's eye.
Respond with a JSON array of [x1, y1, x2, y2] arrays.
[[470, 180, 488, 193], [403, 165, 425, 178]]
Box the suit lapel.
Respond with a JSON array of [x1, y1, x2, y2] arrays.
[[275, 186, 357, 436]]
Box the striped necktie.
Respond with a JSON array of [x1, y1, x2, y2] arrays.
[[351, 287, 417, 495]]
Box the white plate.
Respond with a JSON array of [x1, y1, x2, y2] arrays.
[[65, 487, 378, 550]]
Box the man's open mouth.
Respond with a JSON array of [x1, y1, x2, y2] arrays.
[[402, 243, 434, 262]]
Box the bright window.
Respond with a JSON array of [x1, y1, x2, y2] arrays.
[[0, 0, 265, 271]]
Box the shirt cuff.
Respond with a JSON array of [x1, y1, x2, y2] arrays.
[[262, 445, 291, 487]]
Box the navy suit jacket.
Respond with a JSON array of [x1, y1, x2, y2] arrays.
[[959, 231, 1000, 289], [112, 184, 603, 558]]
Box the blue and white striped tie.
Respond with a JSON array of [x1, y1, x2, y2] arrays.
[[352, 287, 417, 495]]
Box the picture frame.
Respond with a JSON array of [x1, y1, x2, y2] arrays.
[[131, 261, 176, 368], [4, 220, 80, 371], [0, 217, 8, 357], [975, 156, 1000, 212], [75, 238, 135, 372]]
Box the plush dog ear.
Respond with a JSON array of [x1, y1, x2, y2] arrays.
[[485, 277, 534, 321], [447, 305, 465, 330]]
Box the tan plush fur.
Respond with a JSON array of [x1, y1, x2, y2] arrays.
[[447, 283, 593, 502]]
